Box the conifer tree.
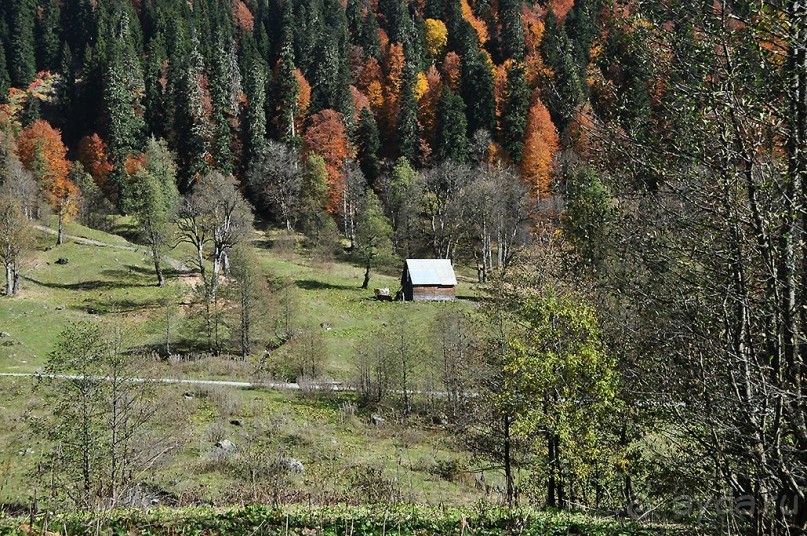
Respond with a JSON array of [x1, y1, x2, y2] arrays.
[[359, 8, 382, 60], [461, 50, 496, 135], [244, 57, 268, 167], [0, 43, 9, 104], [498, 0, 525, 61], [174, 36, 210, 190], [102, 16, 146, 205], [35, 0, 61, 71], [144, 36, 169, 139], [397, 62, 421, 164], [274, 42, 300, 143], [435, 87, 467, 162], [9, 0, 36, 87], [500, 62, 529, 163], [210, 38, 239, 174], [356, 107, 381, 185], [541, 10, 583, 129]]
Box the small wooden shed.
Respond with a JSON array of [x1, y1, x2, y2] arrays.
[[401, 259, 457, 301]]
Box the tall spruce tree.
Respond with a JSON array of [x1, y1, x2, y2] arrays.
[[144, 35, 169, 139], [500, 62, 529, 163], [210, 38, 238, 174], [244, 56, 268, 167], [102, 15, 146, 207], [541, 10, 584, 129], [9, 0, 36, 87], [0, 43, 10, 104], [356, 107, 381, 185], [498, 0, 525, 61], [397, 62, 421, 163], [435, 87, 467, 162], [35, 0, 61, 71], [174, 36, 210, 190], [461, 50, 496, 135], [274, 41, 300, 143]]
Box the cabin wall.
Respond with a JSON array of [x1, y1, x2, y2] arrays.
[[412, 285, 456, 301]]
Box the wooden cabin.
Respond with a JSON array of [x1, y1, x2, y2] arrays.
[[401, 259, 457, 301]]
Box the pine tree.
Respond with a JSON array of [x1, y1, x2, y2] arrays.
[[60, 0, 96, 63], [244, 57, 268, 167], [540, 9, 583, 129], [210, 38, 238, 174], [35, 0, 61, 71], [461, 50, 496, 135], [359, 8, 382, 59], [174, 36, 210, 190], [500, 62, 529, 163], [435, 87, 467, 163], [310, 33, 353, 122], [144, 35, 169, 139], [0, 43, 9, 104], [274, 42, 299, 143], [102, 18, 147, 206], [356, 107, 381, 185], [498, 0, 525, 61], [9, 0, 36, 87], [397, 62, 421, 163]]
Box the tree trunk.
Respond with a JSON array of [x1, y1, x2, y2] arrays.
[[56, 210, 64, 246], [5, 263, 14, 296], [547, 429, 557, 508], [361, 265, 371, 289], [503, 414, 514, 507], [154, 255, 164, 287]]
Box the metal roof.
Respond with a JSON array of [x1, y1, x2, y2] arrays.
[[405, 259, 457, 286]]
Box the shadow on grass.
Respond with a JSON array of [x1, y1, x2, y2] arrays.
[[295, 279, 356, 291], [26, 277, 152, 291], [121, 264, 186, 278]]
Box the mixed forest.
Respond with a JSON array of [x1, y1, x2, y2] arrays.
[[0, 0, 806, 534]]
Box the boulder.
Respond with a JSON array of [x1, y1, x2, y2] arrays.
[[276, 457, 304, 474], [214, 439, 237, 458], [55, 258, 69, 265]]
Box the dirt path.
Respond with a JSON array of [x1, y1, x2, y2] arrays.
[[0, 371, 310, 391], [34, 225, 190, 272]]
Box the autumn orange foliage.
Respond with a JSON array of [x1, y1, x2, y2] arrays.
[[418, 66, 442, 148], [303, 110, 355, 214], [520, 96, 559, 199], [351, 85, 371, 122], [523, 5, 551, 87], [77, 133, 114, 196], [358, 57, 385, 112], [294, 68, 312, 119], [548, 0, 574, 21], [125, 152, 148, 175], [460, 0, 489, 45], [16, 120, 78, 216], [441, 52, 462, 90], [383, 43, 406, 131], [231, 0, 255, 32]]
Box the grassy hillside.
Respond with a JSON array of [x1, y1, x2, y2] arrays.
[[0, 218, 478, 378], [0, 218, 489, 509]]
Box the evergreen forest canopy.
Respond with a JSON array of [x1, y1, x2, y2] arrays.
[[0, 0, 806, 534]]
